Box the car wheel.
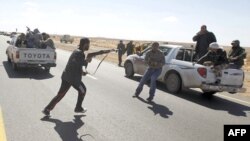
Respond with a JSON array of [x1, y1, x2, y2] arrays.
[[165, 72, 182, 94], [124, 62, 134, 77]]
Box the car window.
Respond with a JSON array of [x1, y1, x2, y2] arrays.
[[176, 49, 195, 62], [159, 46, 171, 56], [142, 46, 171, 56], [176, 49, 184, 60]]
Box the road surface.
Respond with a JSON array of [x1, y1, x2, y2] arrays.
[[0, 35, 249, 141]]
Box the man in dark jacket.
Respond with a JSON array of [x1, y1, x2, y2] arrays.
[[228, 40, 247, 69], [126, 41, 135, 56], [117, 40, 125, 66], [198, 42, 228, 81], [198, 43, 228, 66], [193, 25, 217, 59], [43, 38, 91, 116]]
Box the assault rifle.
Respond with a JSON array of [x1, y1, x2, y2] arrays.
[[83, 49, 117, 75], [86, 49, 116, 59]]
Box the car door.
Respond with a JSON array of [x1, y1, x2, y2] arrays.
[[173, 48, 200, 87], [134, 47, 151, 75]]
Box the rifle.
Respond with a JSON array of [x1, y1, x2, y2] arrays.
[[26, 26, 30, 32], [86, 49, 116, 59], [84, 49, 117, 75]]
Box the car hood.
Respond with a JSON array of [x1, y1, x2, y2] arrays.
[[126, 54, 140, 60]]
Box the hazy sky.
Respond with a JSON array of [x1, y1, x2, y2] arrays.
[[0, 0, 250, 46]]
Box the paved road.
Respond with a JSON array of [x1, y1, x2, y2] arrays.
[[0, 35, 249, 141]]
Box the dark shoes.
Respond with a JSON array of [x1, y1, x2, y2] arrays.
[[133, 92, 140, 98], [42, 109, 50, 116], [42, 107, 87, 116], [146, 96, 153, 102], [74, 107, 87, 113]]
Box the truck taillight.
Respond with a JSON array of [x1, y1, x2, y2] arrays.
[[54, 53, 57, 60], [16, 51, 20, 59], [197, 68, 207, 78]]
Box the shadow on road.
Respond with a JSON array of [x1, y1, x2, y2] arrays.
[[128, 75, 250, 117], [41, 115, 94, 141], [2, 61, 54, 80], [136, 97, 173, 118]]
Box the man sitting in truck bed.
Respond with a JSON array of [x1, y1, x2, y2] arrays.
[[198, 42, 228, 83], [15, 33, 26, 48], [41, 33, 55, 49]]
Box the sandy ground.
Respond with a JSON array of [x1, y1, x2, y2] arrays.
[[52, 36, 250, 95]]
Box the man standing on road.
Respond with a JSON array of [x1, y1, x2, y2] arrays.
[[126, 41, 135, 56], [117, 40, 125, 66], [43, 38, 109, 116], [193, 25, 217, 59], [228, 40, 247, 69], [133, 42, 165, 102]]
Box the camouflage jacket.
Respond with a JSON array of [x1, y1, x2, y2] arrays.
[[145, 49, 165, 69], [228, 46, 246, 67], [198, 49, 228, 66]]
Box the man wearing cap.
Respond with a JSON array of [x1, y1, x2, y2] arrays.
[[117, 40, 125, 66], [198, 42, 228, 82], [193, 25, 217, 59], [228, 40, 246, 69]]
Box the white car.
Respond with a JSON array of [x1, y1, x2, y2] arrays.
[[124, 44, 245, 95], [6, 36, 56, 72]]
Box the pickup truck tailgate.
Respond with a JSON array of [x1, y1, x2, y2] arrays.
[[18, 49, 55, 63]]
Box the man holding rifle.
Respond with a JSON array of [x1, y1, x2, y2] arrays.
[[43, 38, 113, 116]]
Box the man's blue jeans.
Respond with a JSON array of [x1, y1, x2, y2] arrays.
[[135, 68, 162, 98]]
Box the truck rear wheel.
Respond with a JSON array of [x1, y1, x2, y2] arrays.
[[44, 67, 50, 73], [165, 72, 182, 94], [7, 56, 11, 63]]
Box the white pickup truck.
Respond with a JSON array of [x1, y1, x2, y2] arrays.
[[124, 44, 246, 96], [6, 36, 56, 72]]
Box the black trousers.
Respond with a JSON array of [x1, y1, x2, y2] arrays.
[[46, 79, 86, 111], [118, 54, 122, 66]]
